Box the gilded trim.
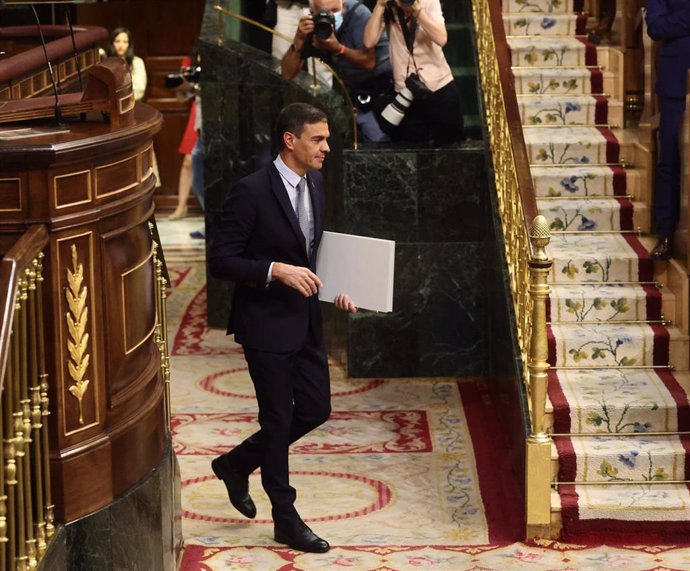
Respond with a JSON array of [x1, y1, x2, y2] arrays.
[[56, 233, 99, 436], [53, 169, 93, 210], [119, 92, 135, 114], [121, 249, 156, 355], [65, 245, 91, 425]]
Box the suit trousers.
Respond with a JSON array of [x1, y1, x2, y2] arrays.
[[225, 328, 331, 524], [655, 95, 686, 237]]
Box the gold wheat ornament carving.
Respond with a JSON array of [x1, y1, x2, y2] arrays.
[[65, 245, 90, 425]]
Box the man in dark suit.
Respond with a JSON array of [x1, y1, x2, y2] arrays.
[[209, 103, 356, 553], [646, 0, 690, 260]]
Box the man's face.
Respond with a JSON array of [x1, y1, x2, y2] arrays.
[[313, 0, 343, 13], [286, 121, 331, 172]]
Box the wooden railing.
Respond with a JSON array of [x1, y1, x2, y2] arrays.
[[0, 225, 53, 570], [0, 25, 107, 100], [471, 0, 554, 537]]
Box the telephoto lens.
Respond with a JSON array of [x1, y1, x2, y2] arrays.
[[313, 9, 335, 40], [380, 86, 415, 127]]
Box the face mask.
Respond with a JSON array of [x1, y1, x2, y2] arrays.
[[333, 11, 343, 30]]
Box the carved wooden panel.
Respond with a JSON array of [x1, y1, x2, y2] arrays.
[[95, 154, 139, 199], [54, 169, 92, 210], [101, 221, 156, 405], [55, 232, 100, 436], [0, 177, 23, 212]]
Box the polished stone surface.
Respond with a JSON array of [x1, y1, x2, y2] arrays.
[[340, 145, 511, 377], [45, 440, 182, 571]]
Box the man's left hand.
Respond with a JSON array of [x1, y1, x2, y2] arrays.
[[334, 293, 358, 313], [313, 32, 342, 55]]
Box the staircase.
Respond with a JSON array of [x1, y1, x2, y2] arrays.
[[501, 0, 690, 541]]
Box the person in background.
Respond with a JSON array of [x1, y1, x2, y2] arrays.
[[107, 27, 147, 101], [645, 0, 690, 260], [281, 0, 393, 143], [169, 54, 200, 221], [364, 0, 463, 143], [273, 0, 333, 86]]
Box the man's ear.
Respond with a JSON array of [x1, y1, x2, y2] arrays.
[[283, 131, 296, 150]]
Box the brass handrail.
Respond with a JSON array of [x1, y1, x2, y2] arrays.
[[212, 2, 359, 149], [471, 0, 553, 538], [0, 224, 54, 569]]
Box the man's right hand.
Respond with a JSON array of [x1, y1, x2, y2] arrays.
[[295, 14, 315, 48], [272, 262, 323, 297]]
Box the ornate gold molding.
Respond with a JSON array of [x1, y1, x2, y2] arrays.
[[65, 245, 91, 425]]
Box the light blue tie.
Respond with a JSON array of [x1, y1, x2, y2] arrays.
[[296, 178, 312, 255]]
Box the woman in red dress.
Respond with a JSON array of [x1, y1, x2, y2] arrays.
[[169, 55, 199, 220]]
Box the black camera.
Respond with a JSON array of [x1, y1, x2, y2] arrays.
[[387, 0, 416, 6], [380, 73, 431, 128], [165, 65, 201, 89], [313, 9, 335, 40], [405, 73, 431, 101]]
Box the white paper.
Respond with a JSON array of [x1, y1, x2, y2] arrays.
[[316, 231, 395, 313]]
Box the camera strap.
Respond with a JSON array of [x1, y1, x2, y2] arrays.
[[388, 4, 420, 76], [336, 1, 363, 42]]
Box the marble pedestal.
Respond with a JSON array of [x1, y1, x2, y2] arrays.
[[323, 144, 513, 377], [39, 439, 183, 571]]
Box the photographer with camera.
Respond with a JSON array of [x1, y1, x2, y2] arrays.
[[364, 0, 463, 143], [281, 0, 393, 143]]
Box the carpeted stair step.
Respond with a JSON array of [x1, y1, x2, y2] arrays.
[[548, 322, 669, 367], [538, 197, 634, 232], [531, 165, 628, 197], [547, 233, 652, 283], [554, 434, 690, 483], [555, 483, 690, 542], [504, 13, 587, 36], [548, 283, 662, 323], [513, 67, 603, 95], [548, 368, 690, 434], [525, 126, 619, 165], [519, 94, 608, 125], [503, 0, 583, 14], [508, 37, 596, 67]]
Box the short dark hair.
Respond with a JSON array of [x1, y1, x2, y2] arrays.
[[275, 103, 328, 150]]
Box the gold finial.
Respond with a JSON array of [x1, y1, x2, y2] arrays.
[[529, 215, 551, 262]]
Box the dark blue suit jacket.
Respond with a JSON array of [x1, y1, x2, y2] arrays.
[[209, 163, 325, 352], [647, 0, 690, 98]]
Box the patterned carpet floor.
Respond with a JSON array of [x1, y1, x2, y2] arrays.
[[159, 218, 690, 570]]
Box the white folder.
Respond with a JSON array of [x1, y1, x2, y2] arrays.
[[316, 231, 395, 313]]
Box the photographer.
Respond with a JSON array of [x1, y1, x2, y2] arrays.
[[364, 0, 463, 143], [281, 0, 393, 143]]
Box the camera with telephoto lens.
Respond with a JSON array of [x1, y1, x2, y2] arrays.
[[380, 73, 431, 127], [312, 9, 336, 40], [165, 65, 201, 89]]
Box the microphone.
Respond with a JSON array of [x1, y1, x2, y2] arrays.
[[31, 4, 63, 123], [64, 8, 84, 92]]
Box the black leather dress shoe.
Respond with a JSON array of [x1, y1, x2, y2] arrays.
[[274, 519, 330, 553], [650, 236, 673, 261], [211, 456, 256, 518]]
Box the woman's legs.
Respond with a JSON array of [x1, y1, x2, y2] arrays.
[[170, 153, 192, 220]]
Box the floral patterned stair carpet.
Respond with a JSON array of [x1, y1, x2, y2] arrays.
[[158, 219, 690, 569], [504, 0, 690, 542]]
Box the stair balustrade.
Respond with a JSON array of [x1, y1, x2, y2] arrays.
[[471, 0, 554, 538], [0, 225, 52, 571]]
